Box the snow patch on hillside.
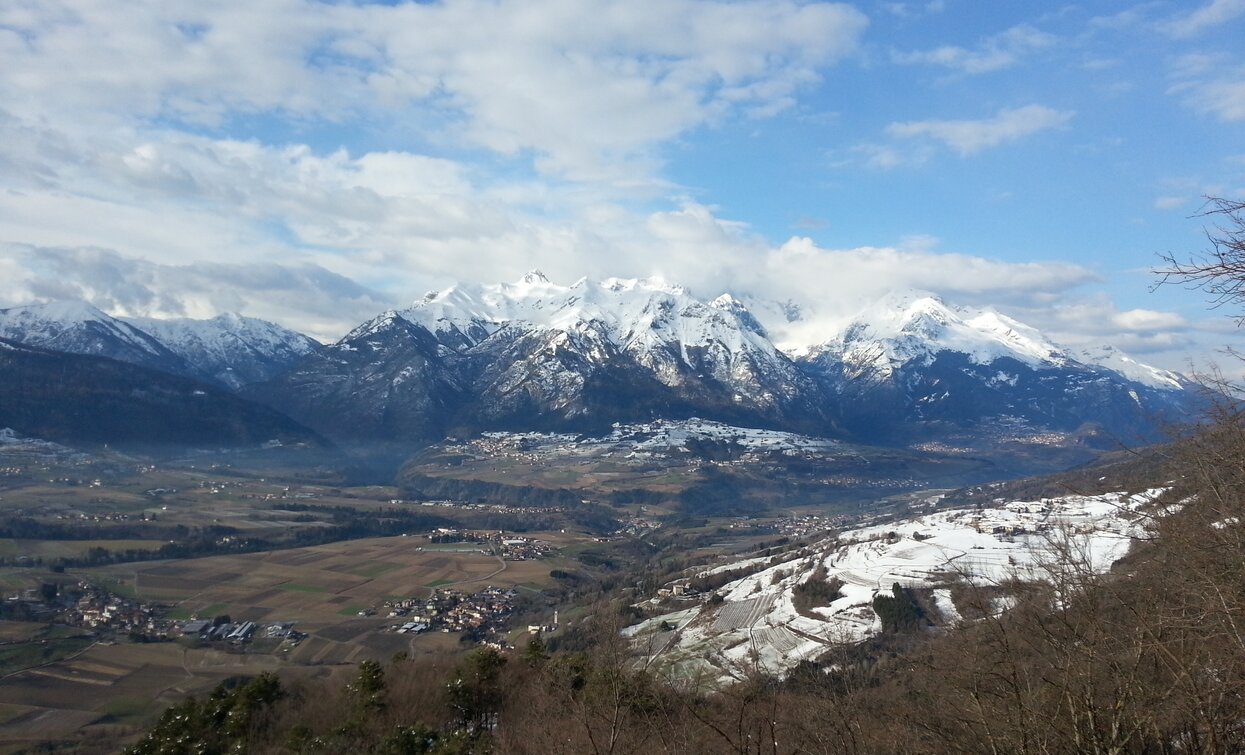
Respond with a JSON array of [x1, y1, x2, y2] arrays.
[[1075, 345, 1186, 391], [631, 487, 1167, 684]]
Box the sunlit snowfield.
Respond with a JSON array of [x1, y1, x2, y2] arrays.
[[629, 488, 1168, 684]]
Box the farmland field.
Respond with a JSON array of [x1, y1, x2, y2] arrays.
[[0, 539, 169, 560], [0, 450, 629, 751], [82, 534, 555, 627], [0, 641, 348, 751], [0, 532, 574, 751]]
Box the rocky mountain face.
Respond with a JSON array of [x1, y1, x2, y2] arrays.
[[249, 273, 834, 443], [0, 301, 320, 389], [245, 312, 465, 444]]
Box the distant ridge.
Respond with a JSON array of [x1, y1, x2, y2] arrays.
[[0, 338, 325, 449], [245, 275, 1194, 452], [0, 300, 320, 389]]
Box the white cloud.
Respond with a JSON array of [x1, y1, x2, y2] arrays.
[[1164, 0, 1245, 38], [0, 198, 1213, 374], [742, 236, 1098, 348], [1155, 195, 1190, 210], [847, 142, 928, 170], [885, 105, 1074, 156], [0, 0, 1226, 376], [0, 197, 1103, 351], [0, 245, 392, 342], [882, 1, 945, 19], [994, 297, 1202, 366], [892, 24, 1056, 74], [1112, 308, 1189, 331], [1184, 77, 1245, 121], [0, 0, 869, 182], [1167, 55, 1245, 123]]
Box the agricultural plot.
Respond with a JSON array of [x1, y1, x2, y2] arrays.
[[0, 641, 338, 750], [0, 538, 168, 560], [751, 626, 801, 655], [86, 535, 554, 628], [713, 594, 776, 632]]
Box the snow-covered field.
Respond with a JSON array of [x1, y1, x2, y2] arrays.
[[628, 488, 1166, 684]]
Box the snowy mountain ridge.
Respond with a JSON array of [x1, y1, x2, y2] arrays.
[[1074, 344, 1186, 391], [800, 289, 1184, 392], [401, 277, 1185, 393], [0, 300, 191, 376], [0, 282, 1193, 449], [808, 290, 1064, 370], [0, 301, 319, 389], [126, 313, 321, 389], [400, 270, 771, 359], [386, 271, 815, 420]]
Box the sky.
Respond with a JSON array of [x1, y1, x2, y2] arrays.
[[1, 0, 1243, 372]]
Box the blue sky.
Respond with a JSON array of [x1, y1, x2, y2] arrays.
[[0, 0, 1242, 371]]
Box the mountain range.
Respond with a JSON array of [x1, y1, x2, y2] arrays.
[[0, 274, 1197, 456], [0, 301, 319, 390]]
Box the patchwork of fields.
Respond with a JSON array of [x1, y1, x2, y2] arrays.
[[0, 533, 568, 750]]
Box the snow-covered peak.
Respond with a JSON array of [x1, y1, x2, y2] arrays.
[[517, 269, 550, 286], [809, 290, 1070, 374], [392, 274, 798, 397], [23, 299, 111, 323], [598, 276, 687, 296], [401, 274, 755, 349], [0, 299, 111, 328], [342, 310, 410, 343], [124, 312, 319, 389], [0, 300, 172, 359], [1075, 345, 1186, 391], [127, 312, 318, 355]]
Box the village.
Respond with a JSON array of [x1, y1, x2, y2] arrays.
[[378, 585, 527, 646], [724, 512, 849, 539], [425, 529, 553, 561], [2, 581, 170, 639]]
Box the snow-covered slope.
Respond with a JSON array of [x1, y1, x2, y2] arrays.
[[805, 290, 1068, 377], [127, 313, 320, 389], [795, 291, 1192, 443], [632, 487, 1168, 683], [0, 301, 193, 377], [1074, 344, 1186, 391]]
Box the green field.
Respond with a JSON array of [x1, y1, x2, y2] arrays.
[[278, 583, 332, 594], [0, 539, 169, 559], [0, 637, 94, 676]]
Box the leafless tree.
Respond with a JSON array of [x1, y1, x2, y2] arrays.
[[1156, 197, 1245, 323]]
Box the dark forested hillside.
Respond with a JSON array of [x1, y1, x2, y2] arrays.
[[0, 339, 325, 449]]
